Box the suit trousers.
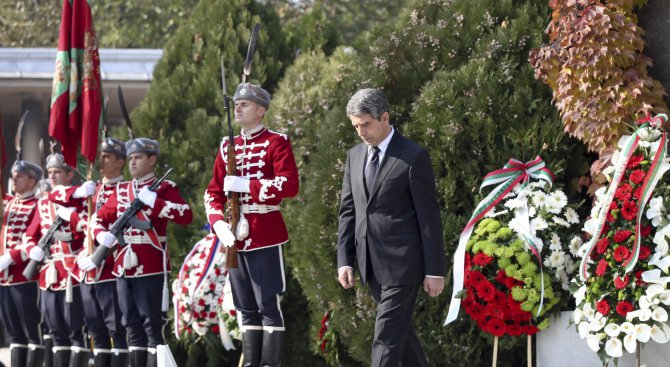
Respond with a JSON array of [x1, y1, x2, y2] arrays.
[[368, 272, 429, 367], [0, 283, 42, 345], [80, 281, 127, 349], [40, 288, 85, 347], [116, 274, 165, 348]]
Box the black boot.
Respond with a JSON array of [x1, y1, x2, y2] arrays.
[[26, 344, 46, 367], [146, 348, 157, 367], [242, 329, 263, 367], [44, 336, 54, 367], [94, 349, 112, 367], [52, 347, 71, 367], [129, 348, 147, 367], [260, 330, 284, 367], [68, 347, 91, 367], [110, 349, 129, 367], [10, 344, 27, 367]]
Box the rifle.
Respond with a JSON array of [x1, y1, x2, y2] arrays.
[[22, 217, 65, 279], [220, 55, 240, 269], [89, 167, 173, 267]]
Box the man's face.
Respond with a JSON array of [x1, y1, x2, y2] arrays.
[[99, 152, 125, 179], [128, 153, 156, 179], [47, 168, 73, 187], [350, 112, 391, 147], [234, 99, 266, 130], [11, 172, 36, 195]]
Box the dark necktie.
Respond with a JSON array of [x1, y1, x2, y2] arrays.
[[365, 146, 380, 194]]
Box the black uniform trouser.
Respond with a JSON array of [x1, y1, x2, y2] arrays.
[[229, 246, 286, 329], [0, 283, 42, 345], [80, 281, 127, 349], [40, 288, 85, 347], [116, 274, 165, 348]]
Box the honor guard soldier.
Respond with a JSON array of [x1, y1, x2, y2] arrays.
[[0, 160, 45, 367], [25, 153, 88, 367], [50, 137, 130, 367], [205, 83, 299, 367], [92, 138, 193, 367]]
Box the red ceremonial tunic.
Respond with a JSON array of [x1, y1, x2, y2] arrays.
[[24, 186, 86, 291], [204, 125, 299, 251], [49, 176, 124, 284], [0, 191, 40, 285], [93, 173, 193, 278]]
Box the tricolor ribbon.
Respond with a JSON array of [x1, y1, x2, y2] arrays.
[[445, 157, 555, 325], [174, 234, 223, 338], [579, 114, 668, 281]]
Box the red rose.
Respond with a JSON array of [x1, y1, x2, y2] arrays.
[[641, 225, 652, 237], [475, 280, 496, 302], [473, 252, 494, 267], [614, 275, 630, 289], [620, 202, 638, 221], [629, 169, 647, 184], [639, 246, 651, 260], [486, 319, 506, 337], [209, 283, 216, 290], [595, 259, 608, 276], [613, 246, 631, 262], [198, 299, 206, 306], [613, 230, 632, 243], [596, 238, 610, 254], [616, 301, 634, 317], [229, 309, 237, 317], [627, 155, 643, 169], [596, 300, 610, 315], [209, 311, 217, 319], [211, 325, 220, 334]]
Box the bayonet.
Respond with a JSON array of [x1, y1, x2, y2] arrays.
[[117, 85, 134, 139], [14, 110, 29, 161]]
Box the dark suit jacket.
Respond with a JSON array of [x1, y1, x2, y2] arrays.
[[337, 131, 446, 286]]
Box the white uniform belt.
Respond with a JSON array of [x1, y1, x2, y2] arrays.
[[240, 203, 280, 214], [122, 235, 167, 245]]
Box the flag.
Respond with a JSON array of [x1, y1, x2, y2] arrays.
[[49, 0, 102, 167]]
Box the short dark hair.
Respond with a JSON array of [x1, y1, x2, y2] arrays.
[[346, 88, 390, 120]]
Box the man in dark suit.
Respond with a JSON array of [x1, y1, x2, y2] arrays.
[[337, 88, 446, 367]]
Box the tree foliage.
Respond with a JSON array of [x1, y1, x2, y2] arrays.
[[0, 0, 197, 48], [529, 0, 667, 172]]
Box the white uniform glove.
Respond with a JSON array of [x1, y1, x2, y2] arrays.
[[56, 206, 76, 222], [72, 181, 97, 198], [223, 176, 250, 194], [29, 247, 45, 262], [77, 255, 96, 271], [138, 186, 157, 208], [0, 254, 14, 271], [96, 231, 117, 249], [213, 220, 237, 247]]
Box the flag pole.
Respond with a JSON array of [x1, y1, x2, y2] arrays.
[[86, 162, 94, 254]]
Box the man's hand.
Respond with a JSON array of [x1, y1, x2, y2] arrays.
[[29, 247, 45, 262], [423, 276, 444, 298], [96, 231, 117, 249], [338, 267, 355, 289], [56, 206, 76, 222], [213, 220, 236, 247], [223, 176, 250, 194], [73, 181, 97, 198], [137, 187, 157, 208], [0, 254, 13, 271], [77, 255, 97, 272]]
